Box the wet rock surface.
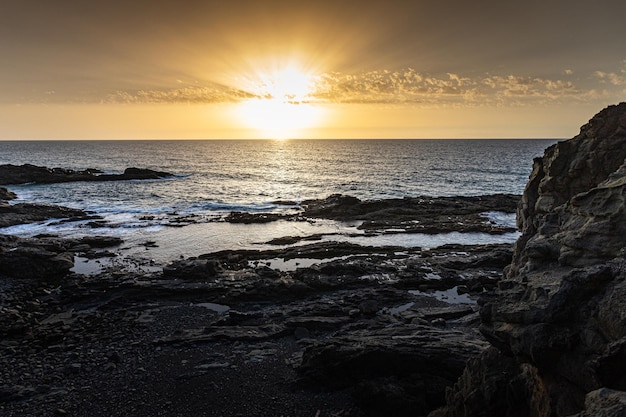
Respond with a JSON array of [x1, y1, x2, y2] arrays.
[[234, 193, 519, 235], [301, 193, 519, 223], [0, 234, 123, 280], [0, 166, 519, 415], [0, 227, 512, 416], [0, 203, 92, 228], [435, 103, 626, 416]]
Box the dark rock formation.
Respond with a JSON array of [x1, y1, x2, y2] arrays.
[[0, 234, 74, 280], [510, 102, 626, 274], [0, 187, 17, 201], [0, 203, 91, 227], [571, 389, 626, 417], [302, 193, 519, 222], [1, 233, 511, 416], [220, 193, 520, 235], [435, 103, 626, 417], [0, 164, 173, 185], [0, 234, 122, 280], [299, 325, 488, 417], [304, 194, 519, 234]]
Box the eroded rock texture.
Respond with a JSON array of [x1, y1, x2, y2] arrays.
[[435, 103, 626, 417]]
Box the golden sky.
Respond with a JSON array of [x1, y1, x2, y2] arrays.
[[1, 0, 625, 139]]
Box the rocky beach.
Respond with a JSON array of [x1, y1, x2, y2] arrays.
[[1, 104, 625, 416]]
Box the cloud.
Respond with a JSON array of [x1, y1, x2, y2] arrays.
[[594, 60, 626, 86], [595, 71, 626, 86], [310, 69, 581, 106], [105, 84, 256, 104], [102, 64, 623, 108]]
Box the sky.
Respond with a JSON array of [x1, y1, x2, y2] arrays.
[[1, 0, 625, 140]]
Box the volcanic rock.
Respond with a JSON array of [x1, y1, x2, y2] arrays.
[[0, 187, 17, 201], [435, 103, 626, 417], [298, 324, 488, 416], [0, 203, 91, 227], [0, 164, 173, 185], [0, 235, 74, 279], [301, 193, 519, 221]]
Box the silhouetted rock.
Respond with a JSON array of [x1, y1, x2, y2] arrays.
[[0, 164, 173, 185], [435, 103, 626, 417]]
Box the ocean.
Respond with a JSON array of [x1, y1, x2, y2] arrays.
[[0, 139, 557, 268]]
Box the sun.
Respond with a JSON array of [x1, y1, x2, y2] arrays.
[[258, 67, 313, 102], [233, 65, 324, 139]]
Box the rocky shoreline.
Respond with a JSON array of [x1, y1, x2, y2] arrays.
[[1, 103, 625, 416], [0, 192, 512, 416]]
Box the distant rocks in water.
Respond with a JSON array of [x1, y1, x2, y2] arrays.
[[301, 193, 520, 221], [301, 193, 520, 235], [0, 164, 174, 185], [436, 102, 626, 417], [224, 211, 287, 224], [222, 193, 520, 235], [119, 167, 174, 180]]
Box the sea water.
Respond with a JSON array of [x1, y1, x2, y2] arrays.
[[0, 139, 557, 264]]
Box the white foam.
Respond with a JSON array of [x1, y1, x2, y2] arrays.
[[482, 211, 517, 228], [325, 230, 519, 250]]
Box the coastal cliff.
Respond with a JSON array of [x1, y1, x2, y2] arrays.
[[435, 103, 626, 416]]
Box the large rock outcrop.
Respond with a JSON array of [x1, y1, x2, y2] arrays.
[[510, 103, 626, 274], [434, 103, 626, 417]]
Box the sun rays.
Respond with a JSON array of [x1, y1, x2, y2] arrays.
[[232, 64, 325, 139]]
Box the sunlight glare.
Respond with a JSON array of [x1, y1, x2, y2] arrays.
[[233, 64, 324, 139], [237, 98, 322, 139], [259, 67, 313, 102]]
